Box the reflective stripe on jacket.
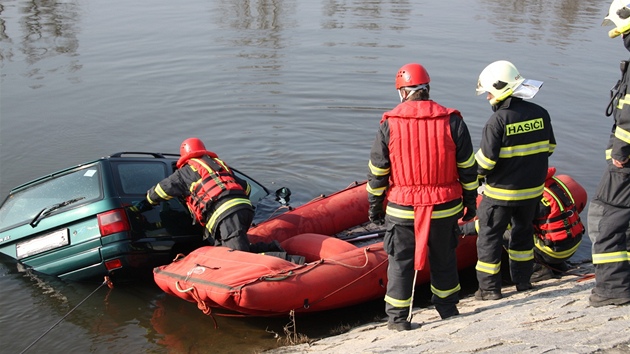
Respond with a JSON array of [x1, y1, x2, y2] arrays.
[[476, 97, 555, 204]]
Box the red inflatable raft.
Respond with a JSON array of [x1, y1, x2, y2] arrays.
[[152, 180, 480, 317]]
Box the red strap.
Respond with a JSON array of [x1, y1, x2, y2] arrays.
[[413, 205, 434, 270]]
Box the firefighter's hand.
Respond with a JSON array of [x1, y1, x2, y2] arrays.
[[462, 204, 476, 222], [613, 158, 628, 168], [368, 203, 385, 225], [130, 199, 153, 213]]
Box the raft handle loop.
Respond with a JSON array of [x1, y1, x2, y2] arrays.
[[175, 281, 195, 293]]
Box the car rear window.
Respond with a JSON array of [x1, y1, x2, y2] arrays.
[[0, 165, 102, 230], [114, 162, 168, 195]]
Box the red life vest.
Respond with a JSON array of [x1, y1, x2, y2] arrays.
[[533, 168, 585, 245], [383, 100, 463, 206], [181, 154, 246, 226]]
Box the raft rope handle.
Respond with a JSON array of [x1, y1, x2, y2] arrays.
[[318, 247, 372, 269], [174, 280, 219, 328], [19, 276, 113, 354], [305, 256, 389, 309]]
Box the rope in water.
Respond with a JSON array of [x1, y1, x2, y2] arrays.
[[19, 276, 113, 354]]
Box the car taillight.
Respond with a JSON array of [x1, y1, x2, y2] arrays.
[[105, 259, 123, 270], [97, 209, 130, 237]]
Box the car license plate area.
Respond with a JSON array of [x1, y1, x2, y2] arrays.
[[16, 228, 69, 259]]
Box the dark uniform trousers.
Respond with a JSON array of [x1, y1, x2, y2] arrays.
[[588, 200, 630, 299], [476, 197, 537, 291], [384, 214, 460, 322], [204, 208, 254, 251]]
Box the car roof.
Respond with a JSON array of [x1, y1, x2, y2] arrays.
[[8, 152, 179, 194]]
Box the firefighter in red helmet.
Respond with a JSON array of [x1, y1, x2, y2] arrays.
[[367, 63, 478, 330], [136, 137, 281, 253]]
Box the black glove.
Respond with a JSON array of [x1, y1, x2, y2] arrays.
[[368, 203, 385, 225], [462, 204, 476, 222], [130, 199, 153, 213]]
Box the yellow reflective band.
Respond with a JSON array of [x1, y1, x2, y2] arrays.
[[461, 179, 479, 191], [615, 126, 630, 145], [146, 192, 156, 205], [431, 283, 461, 299], [616, 93, 630, 109], [592, 251, 629, 265], [505, 118, 544, 136], [384, 294, 412, 308], [191, 158, 214, 175], [155, 184, 173, 200], [507, 248, 534, 262], [476, 260, 501, 275], [544, 187, 565, 212], [534, 238, 581, 259], [368, 160, 390, 176], [457, 153, 476, 169], [549, 143, 556, 154], [475, 149, 496, 170], [602, 149, 630, 161], [206, 198, 252, 231], [431, 203, 463, 219], [499, 141, 550, 158], [214, 158, 230, 171], [189, 179, 202, 194], [386, 206, 414, 219], [366, 184, 386, 196], [386, 203, 463, 220], [484, 183, 544, 201]]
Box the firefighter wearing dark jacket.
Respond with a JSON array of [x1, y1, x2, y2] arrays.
[[142, 137, 255, 251], [367, 63, 478, 331], [474, 60, 556, 300], [587, 0, 630, 308]]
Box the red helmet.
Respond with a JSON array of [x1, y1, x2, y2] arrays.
[[395, 63, 430, 89], [180, 137, 206, 156], [555, 174, 588, 214]]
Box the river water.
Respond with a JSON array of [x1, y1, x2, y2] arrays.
[[0, 0, 622, 352]]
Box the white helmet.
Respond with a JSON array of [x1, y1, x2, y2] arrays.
[[603, 0, 630, 38], [476, 60, 525, 106]]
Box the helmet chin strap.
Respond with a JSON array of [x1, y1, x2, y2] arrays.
[[398, 89, 417, 102]]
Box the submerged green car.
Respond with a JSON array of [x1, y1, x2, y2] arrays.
[[0, 152, 269, 282]]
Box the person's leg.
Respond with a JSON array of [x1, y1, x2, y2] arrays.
[[429, 217, 460, 319], [588, 200, 630, 306], [476, 198, 511, 296], [216, 208, 254, 251], [508, 201, 538, 290], [384, 222, 415, 330]]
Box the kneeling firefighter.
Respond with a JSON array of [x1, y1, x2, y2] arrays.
[[461, 167, 587, 281]]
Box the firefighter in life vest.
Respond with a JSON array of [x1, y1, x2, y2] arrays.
[[587, 0, 630, 307], [135, 137, 276, 253], [474, 60, 556, 301], [461, 168, 587, 282], [367, 63, 478, 331]]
